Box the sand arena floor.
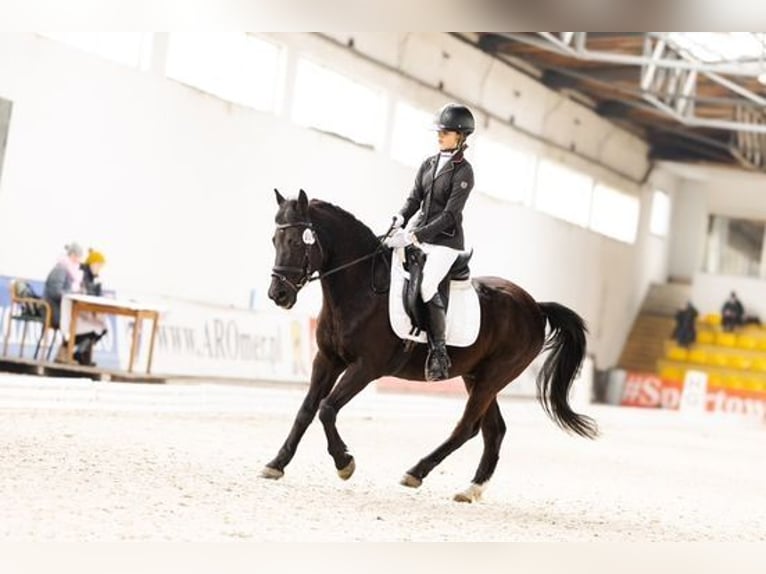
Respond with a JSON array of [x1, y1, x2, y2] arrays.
[[0, 373, 764, 542]]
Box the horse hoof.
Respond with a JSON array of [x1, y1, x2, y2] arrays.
[[453, 483, 484, 503], [260, 466, 284, 480], [400, 473, 422, 488], [338, 458, 356, 480]]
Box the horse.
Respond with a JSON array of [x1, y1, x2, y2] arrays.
[[262, 189, 598, 502]]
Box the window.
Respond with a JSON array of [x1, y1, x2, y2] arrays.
[[704, 215, 765, 277], [38, 33, 153, 70], [292, 58, 385, 147], [0, 97, 10, 189], [166, 33, 281, 111], [589, 184, 640, 244], [473, 137, 536, 204], [390, 102, 434, 167], [534, 159, 593, 227], [649, 189, 671, 237]]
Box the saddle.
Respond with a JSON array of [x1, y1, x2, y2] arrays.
[[402, 245, 473, 335]]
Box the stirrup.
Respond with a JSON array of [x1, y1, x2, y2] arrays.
[[425, 346, 451, 382]]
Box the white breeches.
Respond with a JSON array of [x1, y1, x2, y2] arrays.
[[418, 243, 460, 302]]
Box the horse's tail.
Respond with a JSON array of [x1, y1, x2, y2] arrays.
[[536, 302, 599, 439]]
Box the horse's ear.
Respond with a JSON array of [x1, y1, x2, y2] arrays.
[[274, 188, 286, 206], [297, 189, 309, 215]]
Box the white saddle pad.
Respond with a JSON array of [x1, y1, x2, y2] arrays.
[[388, 249, 481, 347]]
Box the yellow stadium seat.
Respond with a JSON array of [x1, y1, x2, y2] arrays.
[[736, 335, 758, 350], [703, 314, 722, 326], [715, 332, 737, 347], [707, 373, 725, 389], [696, 331, 715, 345], [688, 349, 708, 364], [666, 346, 689, 361], [756, 339, 766, 352], [744, 378, 766, 392], [709, 353, 729, 368], [658, 364, 684, 381], [724, 375, 746, 390], [728, 355, 752, 370]]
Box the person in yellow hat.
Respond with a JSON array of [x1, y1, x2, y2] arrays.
[[69, 248, 108, 366], [81, 249, 106, 296]]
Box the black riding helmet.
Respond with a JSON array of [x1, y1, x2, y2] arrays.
[[434, 103, 475, 135]]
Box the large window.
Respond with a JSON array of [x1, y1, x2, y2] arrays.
[[390, 102, 434, 167], [589, 184, 640, 244], [0, 97, 10, 190], [649, 189, 671, 237], [292, 58, 386, 148], [38, 33, 153, 70], [166, 33, 281, 111], [473, 138, 536, 204], [534, 159, 593, 227], [704, 215, 765, 277]]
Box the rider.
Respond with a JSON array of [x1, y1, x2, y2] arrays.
[[385, 103, 475, 381]]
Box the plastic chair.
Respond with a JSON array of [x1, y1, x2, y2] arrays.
[[2, 279, 58, 360]]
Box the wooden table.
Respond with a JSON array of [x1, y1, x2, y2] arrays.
[[63, 294, 162, 374]]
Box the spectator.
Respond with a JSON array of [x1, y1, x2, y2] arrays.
[[81, 249, 106, 296], [721, 291, 745, 332], [44, 242, 84, 332], [673, 301, 698, 348], [44, 243, 105, 366], [76, 249, 109, 366]]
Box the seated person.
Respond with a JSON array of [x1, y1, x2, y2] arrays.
[[44, 243, 106, 366], [81, 249, 106, 296], [721, 291, 744, 332]]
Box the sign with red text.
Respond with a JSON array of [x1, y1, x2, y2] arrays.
[[620, 372, 766, 418]]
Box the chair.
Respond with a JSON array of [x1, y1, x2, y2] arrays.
[[2, 279, 59, 361], [696, 331, 715, 345], [666, 346, 689, 361]]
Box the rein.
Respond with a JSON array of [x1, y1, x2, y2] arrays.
[[271, 220, 393, 294]]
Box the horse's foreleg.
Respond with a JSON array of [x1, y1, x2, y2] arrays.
[[317, 361, 374, 480], [453, 398, 506, 503], [260, 352, 345, 479]]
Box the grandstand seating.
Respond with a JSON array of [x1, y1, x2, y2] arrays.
[[658, 313, 766, 392]]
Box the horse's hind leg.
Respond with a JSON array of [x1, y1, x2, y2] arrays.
[[453, 398, 506, 503], [401, 383, 497, 491], [317, 361, 375, 480], [261, 351, 345, 479]]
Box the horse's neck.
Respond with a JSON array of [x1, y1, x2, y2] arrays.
[[314, 217, 383, 321]]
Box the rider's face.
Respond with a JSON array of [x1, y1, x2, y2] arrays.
[[438, 130, 460, 151]]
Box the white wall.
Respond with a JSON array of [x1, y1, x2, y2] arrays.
[[0, 32, 676, 370], [667, 165, 766, 319]]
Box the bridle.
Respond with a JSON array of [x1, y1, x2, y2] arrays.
[[271, 219, 391, 295]]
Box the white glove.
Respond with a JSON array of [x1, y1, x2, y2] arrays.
[[385, 229, 415, 249], [392, 214, 405, 229]]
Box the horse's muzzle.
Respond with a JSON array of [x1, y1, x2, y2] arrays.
[[268, 278, 297, 309]]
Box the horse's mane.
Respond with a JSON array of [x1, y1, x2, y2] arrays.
[[308, 199, 379, 247]]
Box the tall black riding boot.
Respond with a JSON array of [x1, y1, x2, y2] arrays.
[[73, 333, 96, 367], [425, 295, 451, 381]]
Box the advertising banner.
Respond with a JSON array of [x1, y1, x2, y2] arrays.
[[620, 371, 766, 418]]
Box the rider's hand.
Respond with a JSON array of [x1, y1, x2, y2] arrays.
[[391, 214, 405, 229], [384, 229, 415, 249]]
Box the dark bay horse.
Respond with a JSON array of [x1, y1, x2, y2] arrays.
[[262, 189, 597, 502]]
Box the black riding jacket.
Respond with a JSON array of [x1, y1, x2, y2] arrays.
[[398, 148, 474, 250]]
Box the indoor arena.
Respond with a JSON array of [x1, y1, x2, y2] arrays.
[[1, 32, 765, 543]]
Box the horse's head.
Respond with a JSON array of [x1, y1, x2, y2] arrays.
[[269, 188, 321, 309]]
